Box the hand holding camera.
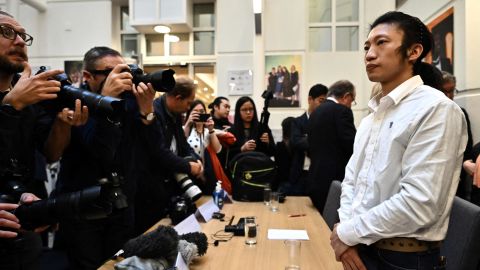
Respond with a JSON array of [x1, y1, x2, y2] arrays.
[[100, 64, 133, 98], [2, 64, 63, 110], [259, 132, 270, 144], [0, 203, 20, 238]]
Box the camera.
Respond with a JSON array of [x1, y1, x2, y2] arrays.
[[3, 173, 128, 230], [33, 66, 125, 118], [173, 156, 203, 202], [127, 64, 175, 92], [194, 113, 211, 122], [169, 195, 197, 225]]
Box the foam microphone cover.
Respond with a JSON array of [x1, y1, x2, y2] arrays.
[[179, 232, 208, 256], [122, 225, 179, 264]]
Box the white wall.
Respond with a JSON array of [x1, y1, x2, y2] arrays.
[[7, 0, 114, 69]]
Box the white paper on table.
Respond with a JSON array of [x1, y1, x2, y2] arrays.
[[175, 251, 189, 270], [174, 214, 201, 235], [267, 229, 310, 240]]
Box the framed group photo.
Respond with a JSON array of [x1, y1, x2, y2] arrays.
[[265, 55, 302, 108]]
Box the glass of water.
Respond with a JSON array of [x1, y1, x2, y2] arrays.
[[244, 217, 257, 245], [270, 192, 280, 212], [263, 186, 271, 206]]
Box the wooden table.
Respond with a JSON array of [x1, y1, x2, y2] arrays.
[[99, 196, 343, 270]]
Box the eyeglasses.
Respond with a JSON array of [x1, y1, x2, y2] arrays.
[[240, 108, 254, 113], [88, 68, 113, 76], [0, 25, 33, 46]]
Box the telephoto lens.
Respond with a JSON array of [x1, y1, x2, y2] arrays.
[[174, 173, 202, 202]]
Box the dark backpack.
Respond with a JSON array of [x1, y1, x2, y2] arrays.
[[228, 152, 276, 202]]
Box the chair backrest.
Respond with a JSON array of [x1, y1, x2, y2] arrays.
[[440, 197, 480, 270], [322, 180, 342, 230]]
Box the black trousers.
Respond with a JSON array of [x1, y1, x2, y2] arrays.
[[358, 245, 445, 270]]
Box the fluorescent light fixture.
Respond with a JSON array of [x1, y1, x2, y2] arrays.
[[253, 0, 262, 14], [154, 25, 171, 33], [203, 87, 209, 92], [167, 34, 180, 42]]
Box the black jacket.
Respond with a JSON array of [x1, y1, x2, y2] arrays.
[[0, 91, 53, 194], [307, 100, 356, 211], [289, 112, 309, 182]]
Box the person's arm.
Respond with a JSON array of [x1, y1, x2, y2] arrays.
[[205, 117, 222, 153], [290, 117, 308, 151], [336, 101, 467, 247], [44, 99, 88, 162], [473, 155, 480, 188], [336, 108, 356, 158]]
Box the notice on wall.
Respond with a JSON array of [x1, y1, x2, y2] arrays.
[[227, 70, 253, 96]]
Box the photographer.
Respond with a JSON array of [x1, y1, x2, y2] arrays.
[[135, 76, 203, 234], [0, 11, 87, 270], [55, 46, 156, 270]]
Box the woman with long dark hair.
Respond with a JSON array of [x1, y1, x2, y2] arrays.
[[227, 96, 275, 161]]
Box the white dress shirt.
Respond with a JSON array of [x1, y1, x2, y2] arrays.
[[337, 75, 467, 246]]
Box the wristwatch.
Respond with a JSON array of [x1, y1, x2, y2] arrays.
[[0, 103, 20, 115], [140, 112, 155, 121]]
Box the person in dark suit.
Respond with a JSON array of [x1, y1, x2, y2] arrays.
[[282, 84, 328, 196], [307, 80, 356, 212], [441, 71, 473, 200]]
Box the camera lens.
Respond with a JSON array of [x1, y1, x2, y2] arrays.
[[174, 173, 202, 202]]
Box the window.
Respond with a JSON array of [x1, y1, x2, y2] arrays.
[[120, 6, 139, 58], [194, 64, 216, 105], [193, 3, 215, 55], [309, 0, 359, 52], [146, 33, 190, 56]]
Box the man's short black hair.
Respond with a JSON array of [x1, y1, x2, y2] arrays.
[[328, 80, 355, 98], [83, 46, 122, 71], [309, 84, 328, 99]]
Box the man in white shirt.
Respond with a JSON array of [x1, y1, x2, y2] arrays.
[[330, 11, 467, 270]]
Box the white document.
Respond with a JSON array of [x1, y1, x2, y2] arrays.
[[195, 199, 220, 222], [175, 252, 189, 270], [174, 214, 201, 235], [267, 229, 310, 240]]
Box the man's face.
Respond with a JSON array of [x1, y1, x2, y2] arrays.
[[364, 23, 410, 86], [215, 99, 230, 118], [83, 55, 124, 93], [308, 94, 326, 112], [173, 91, 195, 114], [442, 81, 455, 100], [0, 15, 29, 74]]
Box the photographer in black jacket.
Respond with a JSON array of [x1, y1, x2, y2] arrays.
[[135, 76, 203, 234], [0, 11, 87, 270], [55, 46, 157, 270]]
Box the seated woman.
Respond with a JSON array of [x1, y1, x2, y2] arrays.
[[227, 96, 275, 163], [183, 100, 222, 192]]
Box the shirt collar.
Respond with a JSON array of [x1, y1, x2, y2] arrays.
[[368, 75, 424, 112], [327, 97, 339, 103]]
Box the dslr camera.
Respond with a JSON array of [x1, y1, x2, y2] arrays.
[[169, 195, 197, 225], [1, 172, 128, 230]]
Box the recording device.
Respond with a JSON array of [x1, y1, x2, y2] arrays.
[[127, 64, 176, 92], [194, 113, 211, 122], [173, 156, 202, 202], [169, 195, 197, 225], [225, 217, 246, 236], [35, 66, 125, 117], [1, 172, 128, 230], [121, 225, 208, 266]]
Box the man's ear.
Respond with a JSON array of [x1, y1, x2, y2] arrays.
[[408, 43, 424, 62], [82, 70, 92, 81]]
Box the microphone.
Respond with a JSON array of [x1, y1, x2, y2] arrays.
[[120, 225, 208, 267]]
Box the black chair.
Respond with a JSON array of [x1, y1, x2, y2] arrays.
[[322, 180, 342, 230], [440, 196, 480, 270]]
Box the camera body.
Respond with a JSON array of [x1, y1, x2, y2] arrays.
[[169, 195, 197, 225], [194, 113, 211, 122], [127, 64, 176, 92]]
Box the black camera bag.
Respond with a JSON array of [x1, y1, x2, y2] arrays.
[[228, 152, 276, 202]]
